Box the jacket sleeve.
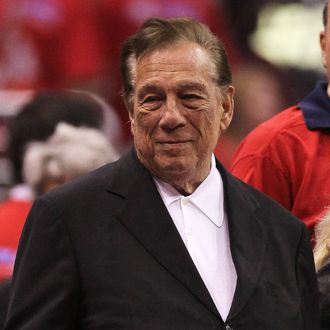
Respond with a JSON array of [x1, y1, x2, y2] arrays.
[[317, 261, 330, 329], [4, 196, 80, 329], [296, 224, 320, 329]]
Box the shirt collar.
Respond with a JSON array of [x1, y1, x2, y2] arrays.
[[154, 155, 224, 227], [298, 80, 330, 130]]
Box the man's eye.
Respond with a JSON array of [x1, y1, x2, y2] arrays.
[[180, 94, 204, 110], [143, 96, 159, 104], [140, 95, 162, 111], [181, 94, 200, 100]]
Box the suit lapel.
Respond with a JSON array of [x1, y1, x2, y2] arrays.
[[107, 151, 269, 320], [107, 150, 220, 319], [219, 166, 269, 320]]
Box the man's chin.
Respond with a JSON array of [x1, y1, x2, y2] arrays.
[[154, 159, 192, 178]]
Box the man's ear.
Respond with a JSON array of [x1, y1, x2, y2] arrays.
[[320, 31, 327, 69], [220, 85, 235, 132]]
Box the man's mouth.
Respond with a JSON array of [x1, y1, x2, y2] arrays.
[[157, 139, 191, 144]]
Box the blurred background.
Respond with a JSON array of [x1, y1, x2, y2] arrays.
[[0, 0, 326, 197]]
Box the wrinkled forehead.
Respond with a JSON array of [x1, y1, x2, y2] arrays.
[[129, 42, 217, 87]]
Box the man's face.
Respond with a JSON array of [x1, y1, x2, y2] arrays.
[[130, 42, 234, 188]]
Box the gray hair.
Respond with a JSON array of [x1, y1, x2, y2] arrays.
[[314, 207, 330, 271], [23, 123, 119, 195]]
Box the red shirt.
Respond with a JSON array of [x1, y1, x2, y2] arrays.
[[230, 105, 330, 235], [0, 0, 103, 90], [0, 199, 31, 280]]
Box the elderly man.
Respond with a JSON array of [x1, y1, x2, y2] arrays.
[[4, 18, 319, 330]]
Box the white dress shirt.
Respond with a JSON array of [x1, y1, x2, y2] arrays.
[[154, 156, 237, 320]]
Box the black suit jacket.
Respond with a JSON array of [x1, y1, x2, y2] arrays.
[[0, 279, 10, 329], [4, 149, 320, 329]]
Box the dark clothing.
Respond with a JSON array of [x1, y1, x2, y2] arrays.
[[318, 260, 330, 329], [4, 149, 320, 329], [0, 280, 10, 329], [299, 81, 330, 129]]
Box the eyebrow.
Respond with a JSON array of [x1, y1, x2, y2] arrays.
[[137, 84, 164, 99], [136, 80, 209, 100], [174, 81, 207, 92]]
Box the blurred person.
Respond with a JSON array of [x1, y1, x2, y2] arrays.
[[23, 122, 119, 196], [230, 0, 330, 236], [0, 123, 118, 329], [0, 0, 126, 145], [0, 90, 121, 281], [4, 17, 319, 329], [0, 0, 132, 149], [0, 0, 103, 91], [314, 208, 330, 272], [8, 90, 102, 187], [314, 208, 330, 329]]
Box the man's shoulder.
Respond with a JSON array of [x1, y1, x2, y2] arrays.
[[242, 105, 306, 146], [230, 105, 308, 167]]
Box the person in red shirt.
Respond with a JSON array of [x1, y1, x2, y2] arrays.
[[230, 1, 330, 237], [0, 0, 103, 90], [0, 200, 31, 281]]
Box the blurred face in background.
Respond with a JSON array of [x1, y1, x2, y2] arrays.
[[130, 42, 234, 194]]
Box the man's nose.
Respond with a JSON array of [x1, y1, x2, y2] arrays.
[[159, 98, 186, 130]]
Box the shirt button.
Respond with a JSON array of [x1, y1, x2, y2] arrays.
[[186, 228, 192, 236]]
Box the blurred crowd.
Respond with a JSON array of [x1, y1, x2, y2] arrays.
[[0, 0, 325, 172], [0, 0, 238, 149]]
